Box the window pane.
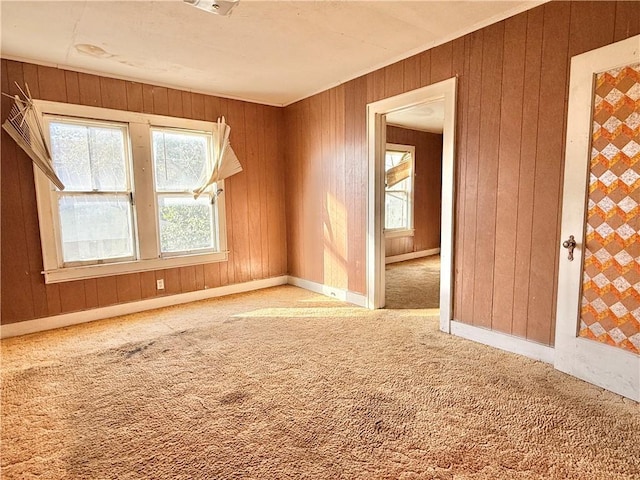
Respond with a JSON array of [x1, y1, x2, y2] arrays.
[[88, 126, 127, 190], [385, 191, 408, 230], [50, 121, 127, 191], [58, 194, 134, 263], [158, 196, 214, 253], [153, 130, 208, 191]]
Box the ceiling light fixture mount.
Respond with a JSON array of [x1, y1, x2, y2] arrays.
[[183, 0, 239, 16]]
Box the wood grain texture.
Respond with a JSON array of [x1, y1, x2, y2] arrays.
[[1, 63, 287, 325], [3, 1, 636, 344], [386, 126, 443, 256], [526, 1, 571, 345], [283, 1, 638, 346], [472, 22, 504, 329], [491, 12, 527, 334]]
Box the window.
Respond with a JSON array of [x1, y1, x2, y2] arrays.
[[384, 143, 415, 236], [151, 128, 218, 255], [34, 101, 228, 283], [49, 118, 135, 265]]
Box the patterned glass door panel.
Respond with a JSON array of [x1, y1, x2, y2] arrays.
[[580, 63, 640, 355]]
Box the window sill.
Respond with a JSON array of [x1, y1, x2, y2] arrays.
[[384, 228, 414, 239], [43, 251, 229, 284]]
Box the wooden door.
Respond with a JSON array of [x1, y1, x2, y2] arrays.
[[555, 35, 640, 401]]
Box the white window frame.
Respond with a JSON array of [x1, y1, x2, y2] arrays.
[[33, 100, 228, 284], [384, 143, 415, 238]]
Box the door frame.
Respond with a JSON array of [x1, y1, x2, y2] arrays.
[[366, 78, 457, 333], [555, 35, 640, 401]]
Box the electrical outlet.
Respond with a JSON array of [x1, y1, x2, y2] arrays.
[[156, 279, 165, 290]]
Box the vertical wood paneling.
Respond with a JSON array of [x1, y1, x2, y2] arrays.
[[614, 1, 640, 41], [126, 82, 143, 112], [472, 23, 504, 329], [460, 30, 483, 326], [100, 77, 127, 110], [512, 8, 544, 339], [59, 281, 86, 313], [162, 268, 182, 295], [266, 106, 286, 277], [430, 42, 453, 84], [384, 61, 404, 98], [204, 262, 221, 288], [2, 62, 28, 321], [307, 95, 324, 284], [78, 73, 102, 107], [244, 102, 264, 280], [334, 85, 347, 289], [419, 50, 431, 87], [1, 133, 35, 321], [2, 62, 288, 325], [569, 1, 616, 56], [526, 1, 571, 345], [492, 13, 527, 334], [116, 273, 142, 303], [321, 90, 333, 286], [140, 272, 157, 299], [216, 98, 233, 287], [167, 88, 183, 117], [403, 55, 421, 92], [96, 277, 118, 307], [3, 1, 637, 340], [191, 93, 206, 120], [45, 285, 62, 316], [142, 84, 154, 114], [453, 37, 471, 321], [179, 267, 197, 293], [84, 279, 99, 309], [14, 66, 51, 318], [37, 65, 67, 102], [65, 71, 81, 104], [257, 107, 270, 278]]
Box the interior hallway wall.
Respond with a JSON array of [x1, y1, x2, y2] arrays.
[[283, 1, 640, 346], [385, 126, 442, 257]]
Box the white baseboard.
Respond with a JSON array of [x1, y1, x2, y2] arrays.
[[385, 247, 440, 264], [287, 276, 368, 308], [0, 276, 288, 339], [449, 320, 555, 364]]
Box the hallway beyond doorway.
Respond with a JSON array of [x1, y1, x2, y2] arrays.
[[385, 255, 440, 309]]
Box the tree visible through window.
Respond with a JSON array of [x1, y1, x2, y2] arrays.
[[152, 129, 217, 255], [384, 144, 414, 232], [36, 103, 229, 284]]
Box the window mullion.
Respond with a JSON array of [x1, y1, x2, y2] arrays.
[[129, 122, 159, 260]]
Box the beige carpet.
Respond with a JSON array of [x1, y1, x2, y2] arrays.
[[1, 285, 638, 479], [386, 256, 440, 309]]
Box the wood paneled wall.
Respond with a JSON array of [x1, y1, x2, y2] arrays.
[[284, 1, 640, 346], [385, 126, 442, 256], [1, 61, 287, 325]]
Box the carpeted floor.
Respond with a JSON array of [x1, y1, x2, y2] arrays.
[[1, 285, 639, 479], [386, 255, 440, 309]]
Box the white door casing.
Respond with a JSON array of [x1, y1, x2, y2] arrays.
[[555, 35, 640, 401], [366, 78, 457, 333]]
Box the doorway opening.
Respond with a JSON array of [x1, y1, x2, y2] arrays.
[[366, 79, 457, 333], [384, 103, 444, 311]]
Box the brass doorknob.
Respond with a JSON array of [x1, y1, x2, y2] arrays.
[[562, 235, 577, 261]]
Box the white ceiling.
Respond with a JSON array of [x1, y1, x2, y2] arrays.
[[1, 1, 545, 107], [387, 100, 444, 133]]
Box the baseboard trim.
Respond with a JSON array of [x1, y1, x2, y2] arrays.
[[287, 276, 368, 308], [385, 248, 440, 264], [0, 276, 289, 339], [450, 320, 555, 364]]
